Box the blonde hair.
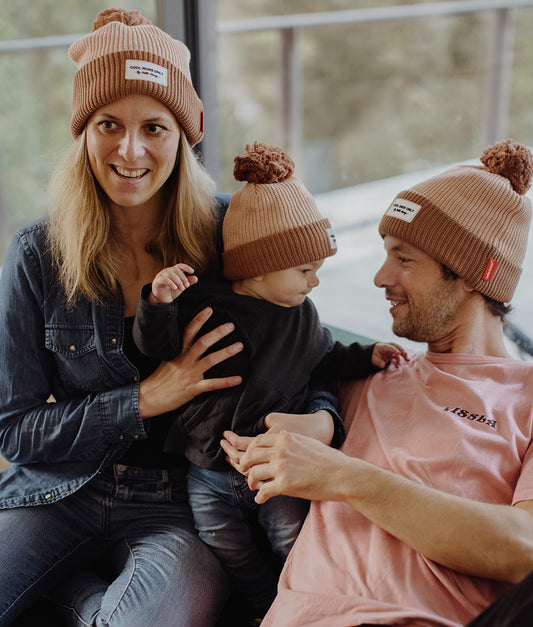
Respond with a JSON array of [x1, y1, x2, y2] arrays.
[[47, 128, 217, 305]]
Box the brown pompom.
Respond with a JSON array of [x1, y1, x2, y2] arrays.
[[480, 139, 533, 195], [92, 8, 152, 31], [233, 142, 295, 184]]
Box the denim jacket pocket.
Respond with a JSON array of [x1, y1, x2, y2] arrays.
[[45, 325, 106, 393]]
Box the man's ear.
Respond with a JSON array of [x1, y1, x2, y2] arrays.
[[459, 278, 476, 293]]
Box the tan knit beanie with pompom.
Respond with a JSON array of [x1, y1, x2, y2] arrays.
[[379, 139, 533, 302], [68, 8, 204, 145], [222, 142, 337, 280]]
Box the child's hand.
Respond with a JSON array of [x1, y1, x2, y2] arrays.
[[371, 342, 407, 369], [148, 264, 198, 305]]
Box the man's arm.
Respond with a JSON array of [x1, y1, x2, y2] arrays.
[[227, 430, 533, 585]]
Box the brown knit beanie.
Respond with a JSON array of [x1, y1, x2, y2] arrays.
[[222, 142, 337, 280], [68, 8, 204, 145], [379, 140, 533, 303]]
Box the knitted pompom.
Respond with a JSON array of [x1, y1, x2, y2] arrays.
[[480, 139, 533, 195], [92, 8, 152, 31], [233, 142, 295, 184]]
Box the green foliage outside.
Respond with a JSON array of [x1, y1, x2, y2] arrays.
[[1, 0, 533, 263], [217, 1, 533, 193], [0, 0, 156, 258]]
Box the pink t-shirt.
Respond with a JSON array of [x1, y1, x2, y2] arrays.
[[263, 352, 533, 627]]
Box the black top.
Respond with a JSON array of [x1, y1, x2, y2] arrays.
[[133, 278, 377, 471], [117, 317, 187, 468]]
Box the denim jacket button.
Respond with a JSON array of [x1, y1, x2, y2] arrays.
[[44, 493, 52, 500], [69, 345, 76, 352], [133, 434, 139, 440], [119, 435, 124, 440], [111, 338, 118, 345]]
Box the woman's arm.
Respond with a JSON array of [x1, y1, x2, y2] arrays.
[[0, 230, 241, 465]]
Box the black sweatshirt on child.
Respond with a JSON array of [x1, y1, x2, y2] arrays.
[[133, 277, 377, 471]]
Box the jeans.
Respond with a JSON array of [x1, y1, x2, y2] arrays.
[[187, 464, 309, 615], [0, 465, 228, 627]]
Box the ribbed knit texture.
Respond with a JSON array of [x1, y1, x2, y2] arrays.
[[69, 13, 203, 145], [379, 143, 533, 303], [222, 144, 337, 280]]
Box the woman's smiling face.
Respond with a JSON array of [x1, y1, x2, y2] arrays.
[[85, 94, 181, 214]]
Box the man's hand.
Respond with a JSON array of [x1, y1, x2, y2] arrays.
[[222, 429, 350, 504]]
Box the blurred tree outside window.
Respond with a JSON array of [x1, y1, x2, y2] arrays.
[[0, 0, 156, 258], [1, 0, 533, 268]]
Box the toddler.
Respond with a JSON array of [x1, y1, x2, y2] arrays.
[[133, 142, 404, 616]]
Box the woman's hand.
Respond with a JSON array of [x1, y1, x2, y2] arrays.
[[138, 307, 243, 418]]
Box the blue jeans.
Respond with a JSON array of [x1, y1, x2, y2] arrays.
[[187, 464, 309, 614], [0, 465, 228, 627]]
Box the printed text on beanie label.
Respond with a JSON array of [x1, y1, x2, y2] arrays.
[[385, 197, 421, 223], [125, 60, 168, 87], [327, 228, 338, 250]]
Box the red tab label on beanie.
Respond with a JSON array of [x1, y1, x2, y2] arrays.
[[125, 60, 168, 87], [385, 197, 421, 223], [482, 258, 498, 281]]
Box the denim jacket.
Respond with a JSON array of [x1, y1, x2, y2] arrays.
[[0, 218, 146, 508], [0, 217, 340, 509]]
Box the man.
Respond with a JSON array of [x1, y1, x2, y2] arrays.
[[222, 139, 533, 626]]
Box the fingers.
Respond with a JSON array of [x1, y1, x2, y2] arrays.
[[181, 309, 241, 356], [374, 342, 408, 369], [166, 264, 196, 291], [188, 375, 242, 397], [220, 431, 251, 474], [239, 431, 281, 473], [196, 334, 243, 369], [181, 307, 212, 347], [388, 342, 407, 359], [222, 431, 252, 457], [151, 264, 198, 303], [221, 430, 251, 452]]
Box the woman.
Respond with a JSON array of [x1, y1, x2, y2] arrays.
[[0, 9, 338, 626]]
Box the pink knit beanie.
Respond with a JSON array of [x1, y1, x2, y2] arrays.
[[379, 140, 533, 302], [68, 8, 204, 145], [222, 142, 337, 280]]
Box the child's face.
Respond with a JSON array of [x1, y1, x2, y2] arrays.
[[253, 260, 324, 308]]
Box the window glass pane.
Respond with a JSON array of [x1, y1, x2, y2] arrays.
[[215, 2, 533, 347], [2, 1, 533, 350]]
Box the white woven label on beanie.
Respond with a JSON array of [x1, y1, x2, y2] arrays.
[[385, 197, 422, 223], [125, 59, 168, 86], [327, 227, 338, 250]]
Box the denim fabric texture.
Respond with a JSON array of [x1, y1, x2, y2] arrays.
[[188, 464, 309, 614], [0, 465, 228, 626], [0, 218, 146, 507], [0, 216, 339, 624], [0, 218, 228, 624]]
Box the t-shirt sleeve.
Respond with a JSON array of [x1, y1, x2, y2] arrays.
[[336, 378, 370, 435], [513, 439, 533, 505]]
